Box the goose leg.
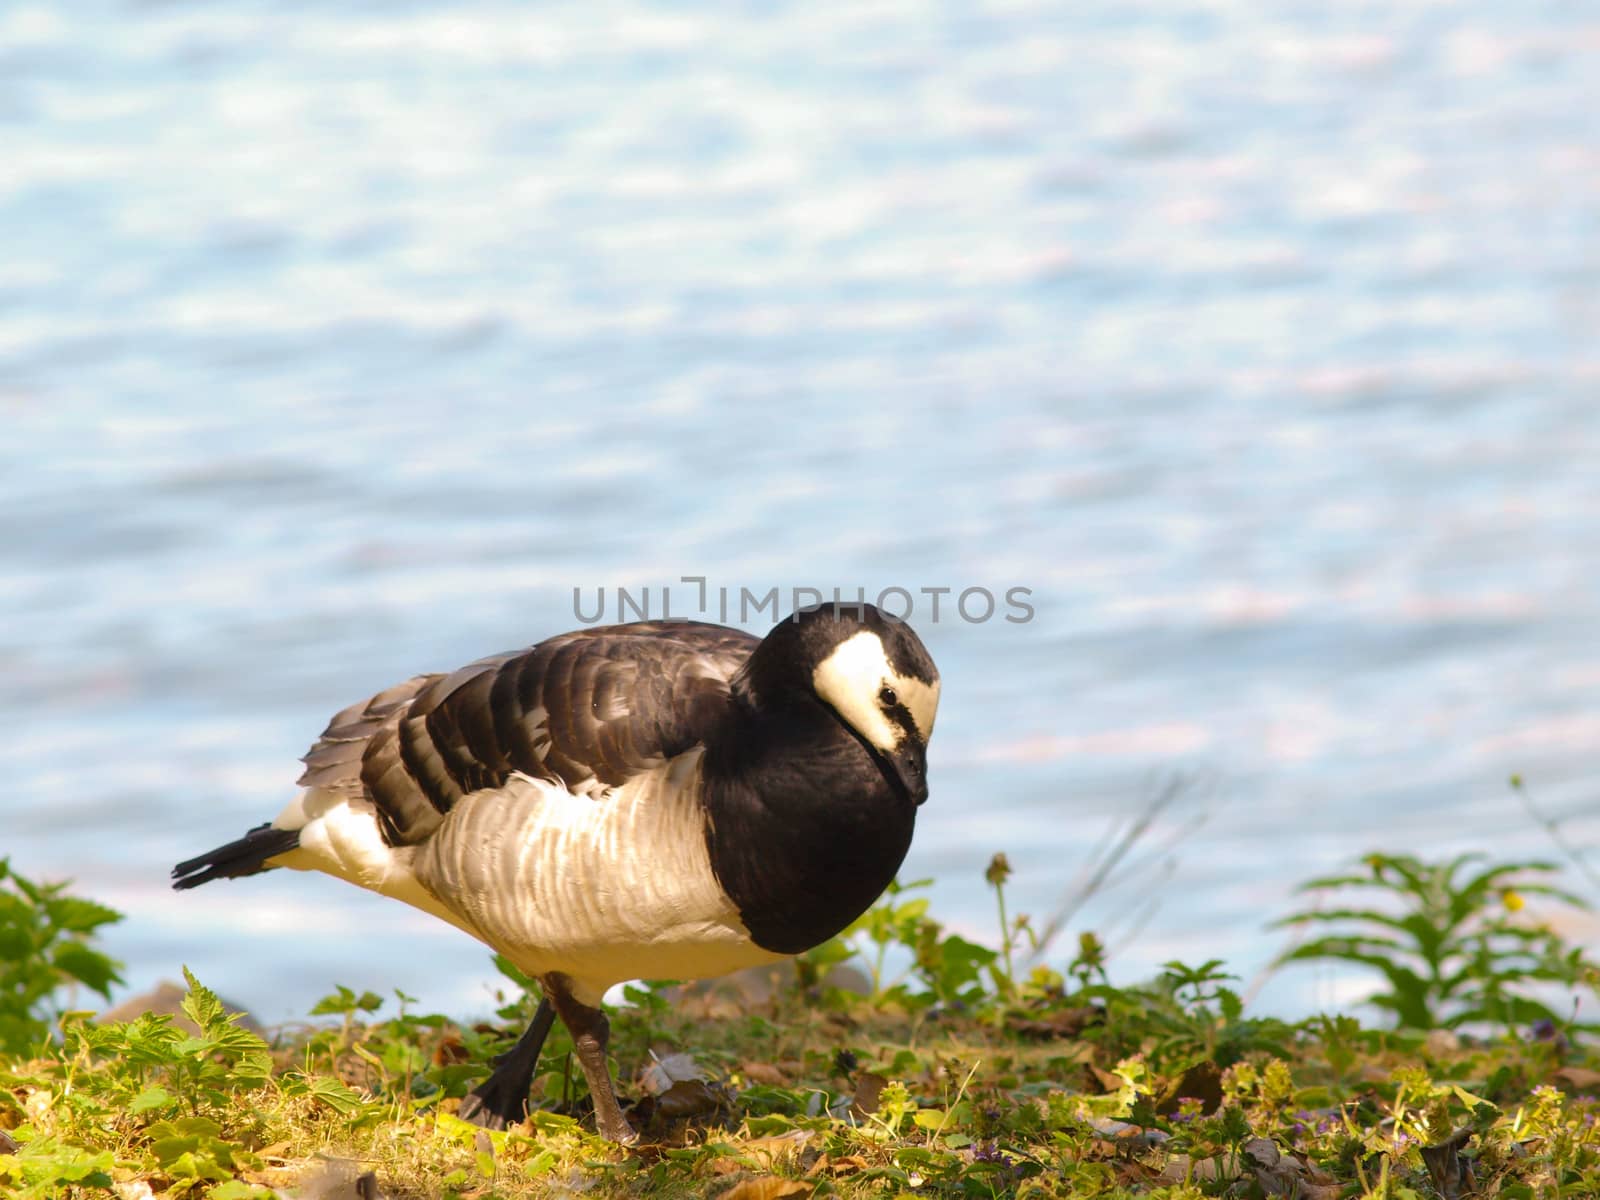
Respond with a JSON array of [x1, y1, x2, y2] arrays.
[[542, 974, 637, 1144], [459, 997, 555, 1129]]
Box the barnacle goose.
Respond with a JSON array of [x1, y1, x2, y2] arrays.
[[172, 604, 939, 1142]]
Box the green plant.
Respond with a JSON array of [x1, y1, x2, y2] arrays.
[[817, 876, 998, 1009], [1, 970, 287, 1198], [1156, 959, 1242, 1061], [1066, 930, 1110, 995], [1093, 959, 1294, 1072], [1272, 851, 1598, 1031], [63, 967, 274, 1116], [985, 853, 1020, 998], [3, 860, 1598, 1198], [0, 859, 123, 1055]]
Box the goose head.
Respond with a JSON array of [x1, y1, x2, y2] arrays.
[[743, 604, 940, 805]]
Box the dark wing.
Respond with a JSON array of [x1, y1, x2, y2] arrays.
[[296, 622, 758, 846]]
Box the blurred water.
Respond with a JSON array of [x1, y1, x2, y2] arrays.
[[3, 2, 1597, 1024]]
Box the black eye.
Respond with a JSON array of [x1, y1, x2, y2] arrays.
[[879, 686, 897, 706]]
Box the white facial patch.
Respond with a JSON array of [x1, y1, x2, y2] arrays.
[[812, 631, 940, 751], [896, 673, 940, 743]]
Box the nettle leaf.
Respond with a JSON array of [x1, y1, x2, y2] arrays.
[[180, 967, 225, 1032], [1450, 1085, 1495, 1112], [173, 1035, 212, 1058], [211, 1182, 275, 1200], [1217, 987, 1244, 1023], [0, 922, 35, 961], [43, 896, 123, 936], [163, 1148, 231, 1184], [310, 985, 384, 1016], [305, 1076, 367, 1115], [209, 1021, 270, 1059], [150, 1135, 202, 1169], [895, 898, 931, 924], [129, 1086, 174, 1116], [50, 1149, 117, 1186], [148, 1116, 224, 1142], [50, 941, 123, 998], [7, 872, 45, 906], [119, 1014, 184, 1065], [797, 936, 853, 969]]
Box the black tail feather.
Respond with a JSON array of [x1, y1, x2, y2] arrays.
[[172, 823, 300, 890]]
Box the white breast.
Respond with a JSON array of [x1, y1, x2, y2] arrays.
[[410, 749, 782, 1005]]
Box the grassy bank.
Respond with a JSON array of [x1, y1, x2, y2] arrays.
[[2, 855, 1597, 1198]]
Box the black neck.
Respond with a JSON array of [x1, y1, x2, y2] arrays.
[[701, 694, 917, 954]]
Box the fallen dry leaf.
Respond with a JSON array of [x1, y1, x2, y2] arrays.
[[850, 1071, 887, 1117], [1086, 1063, 1123, 1093], [640, 1051, 705, 1095], [1242, 1136, 1304, 1197], [1008, 1006, 1103, 1040], [736, 1130, 813, 1170], [1553, 1066, 1600, 1092], [1085, 1116, 1168, 1152], [719, 1177, 810, 1200], [1422, 1029, 1462, 1058], [740, 1060, 790, 1086], [1156, 1060, 1223, 1116], [293, 1160, 382, 1200], [653, 1079, 722, 1120], [432, 1035, 470, 1066], [1420, 1128, 1475, 1200]]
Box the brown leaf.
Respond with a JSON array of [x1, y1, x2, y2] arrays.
[[1156, 1060, 1223, 1116], [432, 1035, 470, 1067], [1084, 1116, 1168, 1152], [1422, 1029, 1462, 1058], [720, 1177, 810, 1200], [654, 1079, 722, 1120], [850, 1071, 887, 1118], [1553, 1066, 1600, 1092], [1086, 1063, 1123, 1093], [740, 1061, 790, 1086], [1008, 1006, 1103, 1040], [1420, 1128, 1475, 1200], [0, 1128, 16, 1154], [1243, 1139, 1280, 1169], [640, 1052, 705, 1096], [737, 1131, 813, 1170]]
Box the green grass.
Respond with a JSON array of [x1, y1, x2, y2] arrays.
[[2, 855, 1597, 1198]]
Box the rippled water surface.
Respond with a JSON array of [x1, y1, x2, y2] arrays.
[[4, 2, 1598, 1022]]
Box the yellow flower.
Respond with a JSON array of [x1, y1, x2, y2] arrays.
[[1502, 889, 1525, 911]]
